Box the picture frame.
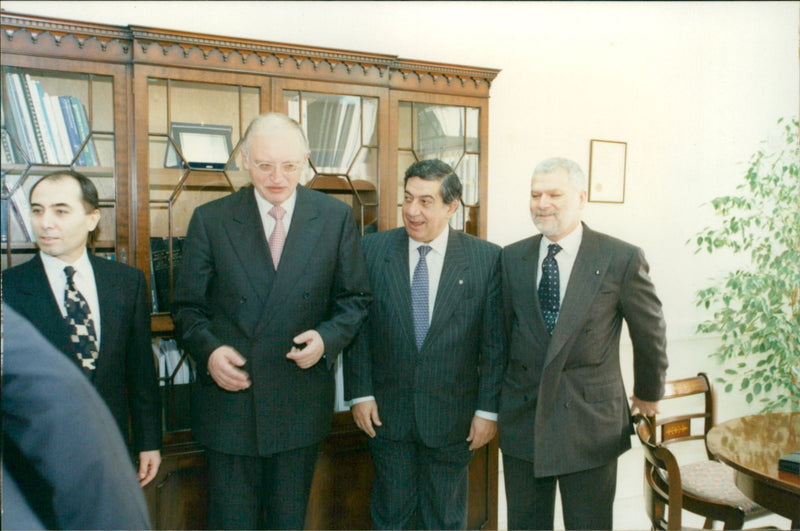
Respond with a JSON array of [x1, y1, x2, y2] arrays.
[[164, 122, 235, 170], [588, 139, 627, 203]]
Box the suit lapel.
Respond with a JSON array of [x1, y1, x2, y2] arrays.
[[544, 226, 609, 368], [426, 229, 468, 343], [382, 229, 415, 346], [91, 255, 118, 357], [223, 187, 274, 305], [253, 186, 323, 335], [15, 254, 69, 339], [518, 235, 548, 337]]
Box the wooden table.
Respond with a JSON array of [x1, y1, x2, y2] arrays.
[[706, 412, 800, 529]]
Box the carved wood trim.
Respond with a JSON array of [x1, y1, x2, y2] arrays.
[[2, 12, 499, 95]]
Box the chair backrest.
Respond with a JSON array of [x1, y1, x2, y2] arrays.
[[635, 414, 685, 531], [650, 372, 715, 460]]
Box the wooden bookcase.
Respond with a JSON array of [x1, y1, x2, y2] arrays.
[[1, 11, 500, 530]]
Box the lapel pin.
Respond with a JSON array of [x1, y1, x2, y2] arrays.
[[459, 279, 464, 285], [595, 270, 600, 275]]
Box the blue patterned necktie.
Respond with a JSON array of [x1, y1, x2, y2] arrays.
[[411, 245, 431, 351], [538, 243, 562, 335], [64, 265, 99, 374]]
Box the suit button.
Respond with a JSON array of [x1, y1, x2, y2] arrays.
[[521, 364, 528, 371], [564, 401, 572, 408]]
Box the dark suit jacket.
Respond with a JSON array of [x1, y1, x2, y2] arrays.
[[2, 304, 151, 530], [344, 227, 506, 448], [499, 223, 668, 477], [2, 254, 162, 453], [173, 185, 370, 456]]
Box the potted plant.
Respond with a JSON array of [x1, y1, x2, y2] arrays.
[[691, 117, 799, 412]]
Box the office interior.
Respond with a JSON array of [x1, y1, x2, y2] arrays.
[[2, 1, 798, 529]]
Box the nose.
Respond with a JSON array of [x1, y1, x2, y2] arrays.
[[39, 208, 56, 228], [538, 193, 553, 208], [405, 200, 421, 217]]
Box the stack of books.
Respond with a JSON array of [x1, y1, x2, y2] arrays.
[[3, 71, 99, 166]]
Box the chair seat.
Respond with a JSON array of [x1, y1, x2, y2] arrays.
[[680, 461, 766, 515]]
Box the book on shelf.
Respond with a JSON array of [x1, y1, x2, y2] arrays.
[[4, 73, 41, 163], [70, 97, 99, 166], [149, 236, 184, 313], [3, 71, 99, 167], [4, 173, 33, 242], [779, 451, 800, 475], [23, 74, 54, 164]]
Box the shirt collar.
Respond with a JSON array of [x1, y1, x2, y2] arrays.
[[409, 226, 449, 257], [541, 222, 583, 257], [40, 248, 93, 279], [254, 186, 298, 220]]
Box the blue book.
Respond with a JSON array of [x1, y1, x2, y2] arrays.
[[59, 95, 84, 165], [70, 97, 98, 166]]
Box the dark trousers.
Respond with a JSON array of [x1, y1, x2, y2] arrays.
[[503, 453, 617, 530], [368, 434, 472, 530], [205, 444, 319, 530]]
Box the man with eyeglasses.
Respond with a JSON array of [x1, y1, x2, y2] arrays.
[[173, 112, 371, 530]]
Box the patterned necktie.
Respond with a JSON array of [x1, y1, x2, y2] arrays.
[[538, 243, 562, 335], [64, 265, 99, 373], [411, 245, 431, 351], [268, 205, 286, 269]]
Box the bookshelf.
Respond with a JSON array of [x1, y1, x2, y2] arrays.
[[2, 11, 499, 530]]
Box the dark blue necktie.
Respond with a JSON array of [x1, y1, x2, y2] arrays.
[[538, 243, 562, 334], [411, 245, 431, 351], [64, 265, 100, 374]]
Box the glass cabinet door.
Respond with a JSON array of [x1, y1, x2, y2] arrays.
[[1, 64, 123, 269], [282, 89, 381, 235], [146, 77, 260, 315], [396, 101, 481, 236]]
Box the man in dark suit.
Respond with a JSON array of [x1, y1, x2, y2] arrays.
[[344, 159, 506, 530], [499, 157, 669, 530], [2, 170, 162, 487], [173, 112, 371, 530], [3, 304, 152, 530]]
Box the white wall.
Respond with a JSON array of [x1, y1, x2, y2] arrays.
[[5, 1, 798, 419]]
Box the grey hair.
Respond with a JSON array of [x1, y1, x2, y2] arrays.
[[240, 112, 310, 159], [532, 157, 587, 191]]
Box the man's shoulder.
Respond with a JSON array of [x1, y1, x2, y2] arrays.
[[583, 225, 640, 255], [90, 255, 145, 282], [362, 227, 404, 248], [452, 230, 501, 256], [196, 186, 250, 214], [299, 185, 351, 215], [503, 235, 538, 257], [2, 256, 40, 283]]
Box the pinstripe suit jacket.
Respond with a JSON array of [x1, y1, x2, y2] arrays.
[[498, 223, 668, 476], [344, 227, 506, 448]]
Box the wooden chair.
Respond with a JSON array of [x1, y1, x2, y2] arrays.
[[635, 413, 688, 530], [645, 373, 767, 529]]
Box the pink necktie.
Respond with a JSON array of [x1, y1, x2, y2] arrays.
[[268, 205, 286, 269]]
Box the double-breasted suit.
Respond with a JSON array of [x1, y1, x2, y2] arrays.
[[2, 253, 162, 453], [344, 227, 506, 448], [173, 184, 371, 457], [499, 223, 668, 477]]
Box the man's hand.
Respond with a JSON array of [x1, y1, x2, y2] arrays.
[[286, 330, 325, 369], [351, 399, 382, 438], [137, 449, 162, 487], [467, 416, 497, 451], [208, 346, 251, 391], [630, 396, 660, 417]]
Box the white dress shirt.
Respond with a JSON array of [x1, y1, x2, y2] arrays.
[[255, 187, 297, 242], [41, 248, 101, 344], [537, 223, 584, 305]]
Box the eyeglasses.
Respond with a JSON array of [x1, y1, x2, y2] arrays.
[[252, 161, 303, 177]]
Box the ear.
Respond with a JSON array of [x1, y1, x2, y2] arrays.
[[445, 199, 459, 217], [87, 209, 101, 232], [578, 189, 588, 208], [241, 151, 251, 170]]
